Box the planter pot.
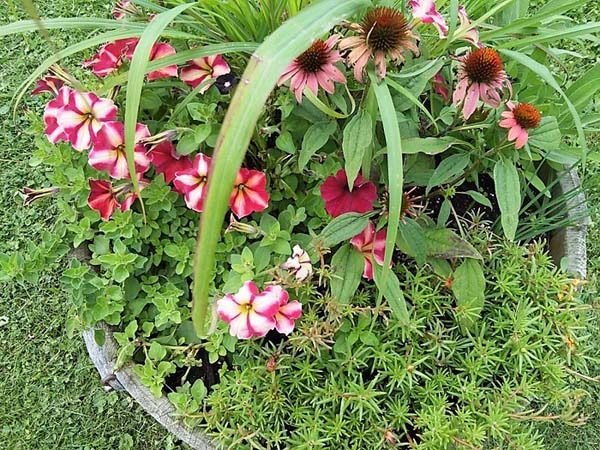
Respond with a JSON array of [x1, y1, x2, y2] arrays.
[[83, 169, 589, 450]]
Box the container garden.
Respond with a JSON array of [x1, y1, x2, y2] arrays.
[[6, 0, 598, 448]]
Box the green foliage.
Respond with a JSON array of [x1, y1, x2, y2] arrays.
[[3, 0, 600, 448], [205, 239, 593, 449]]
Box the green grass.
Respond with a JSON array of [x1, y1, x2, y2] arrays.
[[0, 2, 183, 449], [0, 1, 598, 449]]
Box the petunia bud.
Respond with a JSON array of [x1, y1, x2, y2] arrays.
[[21, 187, 60, 206], [225, 214, 261, 235]]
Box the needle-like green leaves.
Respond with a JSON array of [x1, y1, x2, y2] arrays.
[[191, 0, 370, 336]]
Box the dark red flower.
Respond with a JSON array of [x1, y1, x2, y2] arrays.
[[319, 169, 378, 217], [149, 141, 193, 184]]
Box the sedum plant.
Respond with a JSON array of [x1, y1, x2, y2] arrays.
[[1, 0, 599, 448]]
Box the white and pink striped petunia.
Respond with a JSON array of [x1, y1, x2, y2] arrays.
[[83, 38, 139, 78], [147, 43, 178, 81], [88, 121, 151, 179], [180, 54, 230, 93], [32, 75, 65, 96], [350, 221, 387, 280], [173, 153, 211, 212], [43, 86, 72, 144], [409, 0, 448, 38], [277, 35, 346, 103], [57, 90, 118, 151], [456, 6, 482, 48], [263, 285, 302, 335], [229, 168, 270, 219], [216, 281, 281, 339]]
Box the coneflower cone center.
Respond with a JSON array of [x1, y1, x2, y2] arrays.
[[513, 103, 541, 129], [363, 7, 409, 53], [464, 48, 504, 84], [297, 40, 329, 73]]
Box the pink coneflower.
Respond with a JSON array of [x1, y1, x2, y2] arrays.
[[320, 169, 378, 218], [339, 6, 419, 82], [499, 102, 542, 149], [452, 47, 510, 120], [277, 35, 346, 102]]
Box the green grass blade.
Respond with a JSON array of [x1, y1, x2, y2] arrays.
[[369, 72, 403, 293], [191, 0, 370, 336], [0, 18, 144, 37], [498, 49, 587, 162], [124, 3, 194, 201], [499, 22, 600, 48], [386, 77, 439, 133]]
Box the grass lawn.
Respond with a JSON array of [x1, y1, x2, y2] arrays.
[[0, 1, 598, 450]]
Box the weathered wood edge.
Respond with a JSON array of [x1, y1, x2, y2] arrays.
[[83, 324, 215, 450]]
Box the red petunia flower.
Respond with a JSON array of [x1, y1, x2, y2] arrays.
[[350, 221, 387, 280], [319, 169, 378, 217], [149, 141, 193, 184], [229, 168, 270, 218]]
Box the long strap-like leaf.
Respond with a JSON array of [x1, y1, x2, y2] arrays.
[[191, 0, 370, 336], [124, 3, 194, 203], [369, 73, 403, 294]]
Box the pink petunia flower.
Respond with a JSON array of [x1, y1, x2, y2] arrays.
[[432, 71, 450, 103], [43, 86, 72, 144], [32, 76, 65, 96], [319, 169, 378, 218], [229, 168, 270, 219], [147, 43, 178, 81], [350, 221, 387, 280], [173, 153, 211, 212], [57, 90, 118, 151], [409, 0, 448, 38], [499, 102, 542, 149], [180, 55, 230, 93], [452, 47, 510, 120], [456, 6, 482, 48], [339, 7, 419, 82], [83, 38, 139, 78], [216, 281, 280, 339], [263, 285, 302, 335], [281, 245, 313, 282], [277, 35, 346, 103], [88, 121, 151, 179], [149, 140, 193, 184]]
